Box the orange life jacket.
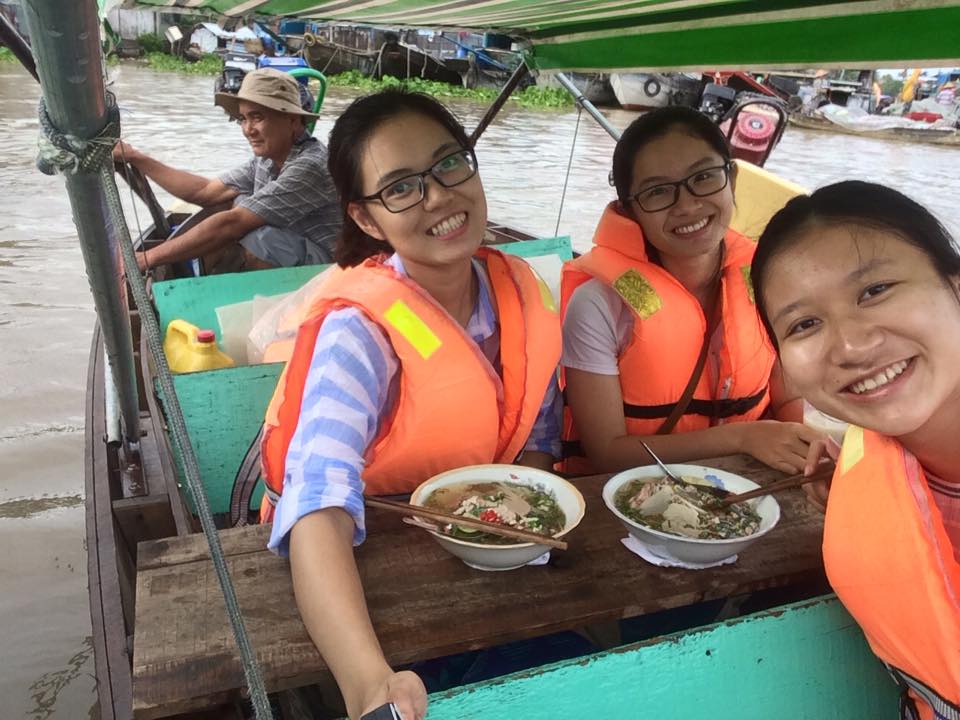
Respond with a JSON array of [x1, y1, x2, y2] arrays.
[[825, 426, 960, 720], [559, 203, 774, 472], [259, 248, 561, 521]]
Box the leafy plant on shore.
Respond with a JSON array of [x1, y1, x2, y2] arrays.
[[137, 32, 166, 54], [130, 55, 574, 108], [512, 86, 572, 108], [326, 70, 573, 108], [143, 52, 222, 76], [0, 47, 16, 63]]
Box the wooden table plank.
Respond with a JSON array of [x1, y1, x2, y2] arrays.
[[132, 455, 827, 719]]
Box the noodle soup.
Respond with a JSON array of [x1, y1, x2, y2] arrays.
[[614, 477, 761, 540], [424, 481, 566, 545]]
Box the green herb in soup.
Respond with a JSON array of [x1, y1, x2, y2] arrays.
[[423, 480, 566, 545], [615, 477, 761, 540]]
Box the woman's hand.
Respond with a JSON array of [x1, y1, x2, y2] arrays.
[[736, 420, 827, 475], [359, 670, 427, 720], [800, 435, 842, 513]]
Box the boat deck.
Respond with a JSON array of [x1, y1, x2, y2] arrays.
[[132, 455, 828, 719]]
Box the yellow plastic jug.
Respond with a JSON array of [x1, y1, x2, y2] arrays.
[[163, 319, 235, 374]]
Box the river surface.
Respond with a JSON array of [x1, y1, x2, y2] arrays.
[[1, 60, 958, 719]]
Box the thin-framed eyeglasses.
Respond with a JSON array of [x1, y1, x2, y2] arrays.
[[358, 148, 478, 213], [629, 163, 732, 213]]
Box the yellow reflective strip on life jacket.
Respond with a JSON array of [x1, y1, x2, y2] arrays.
[[613, 269, 662, 319], [741, 265, 756, 304], [840, 424, 865, 474], [383, 299, 442, 360]]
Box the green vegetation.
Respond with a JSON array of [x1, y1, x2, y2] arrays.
[[0, 47, 16, 63], [513, 85, 573, 108], [123, 54, 573, 108], [878, 74, 904, 98], [137, 32, 166, 54], [327, 70, 573, 108], [144, 52, 222, 76]]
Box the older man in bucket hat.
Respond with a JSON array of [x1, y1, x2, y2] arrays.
[[113, 68, 340, 273]]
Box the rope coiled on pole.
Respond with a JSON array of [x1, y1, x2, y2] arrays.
[[36, 94, 119, 175]]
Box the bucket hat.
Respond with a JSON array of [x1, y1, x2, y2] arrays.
[[215, 68, 318, 120]]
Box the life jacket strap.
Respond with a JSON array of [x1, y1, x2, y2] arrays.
[[887, 663, 960, 720], [622, 387, 767, 420]]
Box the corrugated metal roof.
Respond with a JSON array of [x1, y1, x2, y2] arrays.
[[119, 1, 960, 71]]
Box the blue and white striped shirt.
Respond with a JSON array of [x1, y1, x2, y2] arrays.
[[268, 254, 562, 556]]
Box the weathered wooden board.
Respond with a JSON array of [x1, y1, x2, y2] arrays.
[[133, 455, 830, 718], [426, 596, 897, 720]]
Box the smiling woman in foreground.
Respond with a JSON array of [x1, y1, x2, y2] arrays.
[[255, 89, 563, 720], [752, 180, 960, 720]]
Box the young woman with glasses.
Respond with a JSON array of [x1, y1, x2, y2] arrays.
[[560, 106, 824, 474], [258, 90, 563, 720]]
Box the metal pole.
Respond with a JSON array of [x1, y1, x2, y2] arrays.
[[469, 61, 530, 145], [555, 72, 622, 141], [23, 0, 141, 446], [0, 11, 38, 81]]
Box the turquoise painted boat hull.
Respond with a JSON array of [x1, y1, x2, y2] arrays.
[[426, 596, 896, 719]]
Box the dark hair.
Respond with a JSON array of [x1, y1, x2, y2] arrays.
[[327, 89, 472, 267], [611, 106, 731, 203], [752, 180, 960, 347]]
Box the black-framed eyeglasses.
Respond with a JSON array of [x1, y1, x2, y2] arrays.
[[629, 163, 732, 213], [358, 148, 478, 213]]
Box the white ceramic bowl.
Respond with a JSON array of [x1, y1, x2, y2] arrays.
[[602, 464, 781, 565], [409, 464, 585, 571]]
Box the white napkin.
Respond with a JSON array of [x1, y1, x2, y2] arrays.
[[527, 551, 551, 566], [621, 536, 737, 569]]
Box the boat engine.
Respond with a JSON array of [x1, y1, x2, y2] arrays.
[[214, 51, 258, 95], [698, 83, 737, 124], [214, 53, 316, 115], [718, 94, 787, 167]]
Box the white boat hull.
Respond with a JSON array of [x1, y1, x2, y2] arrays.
[[610, 72, 673, 109]]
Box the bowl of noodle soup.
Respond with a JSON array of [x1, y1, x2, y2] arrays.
[[602, 464, 781, 565], [409, 464, 585, 571]]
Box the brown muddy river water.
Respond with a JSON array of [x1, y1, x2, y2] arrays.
[[1, 60, 957, 718]]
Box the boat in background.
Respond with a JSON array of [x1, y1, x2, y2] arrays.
[[301, 31, 377, 76], [539, 71, 617, 106], [789, 104, 960, 146], [609, 71, 703, 110]]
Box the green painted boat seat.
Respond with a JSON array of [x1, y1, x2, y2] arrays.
[[152, 237, 572, 516]]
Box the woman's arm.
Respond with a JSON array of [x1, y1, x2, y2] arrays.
[[290, 509, 426, 720], [269, 310, 427, 719], [565, 368, 824, 475]]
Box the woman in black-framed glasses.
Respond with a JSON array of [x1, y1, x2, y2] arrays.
[[260, 89, 564, 720], [559, 105, 824, 477]]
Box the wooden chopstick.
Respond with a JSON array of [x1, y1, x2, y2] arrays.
[[718, 464, 836, 506], [365, 496, 568, 550]]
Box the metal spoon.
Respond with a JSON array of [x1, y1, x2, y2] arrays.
[[638, 440, 731, 499]]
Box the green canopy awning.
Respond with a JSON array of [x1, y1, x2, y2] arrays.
[[122, 1, 960, 71]]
